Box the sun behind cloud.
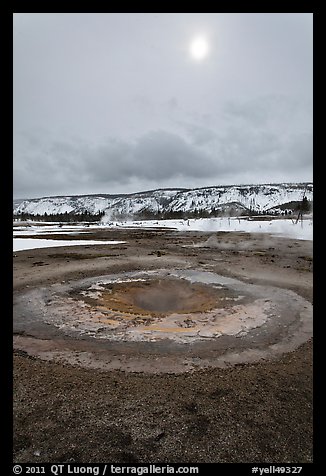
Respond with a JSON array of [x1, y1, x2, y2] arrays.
[[189, 36, 209, 60]]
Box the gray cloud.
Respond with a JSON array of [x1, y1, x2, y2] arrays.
[[133, 131, 214, 179], [14, 131, 212, 197], [223, 95, 312, 132], [14, 123, 312, 199], [13, 13, 313, 198]]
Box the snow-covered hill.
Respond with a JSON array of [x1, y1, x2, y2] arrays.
[[13, 183, 313, 219]]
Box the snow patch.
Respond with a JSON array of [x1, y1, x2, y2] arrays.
[[13, 238, 126, 252]]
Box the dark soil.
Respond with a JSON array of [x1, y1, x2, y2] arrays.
[[13, 227, 313, 463]]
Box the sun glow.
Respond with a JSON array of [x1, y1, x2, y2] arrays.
[[190, 36, 209, 60]]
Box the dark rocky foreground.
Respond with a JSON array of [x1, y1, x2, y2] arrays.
[[14, 342, 312, 463]]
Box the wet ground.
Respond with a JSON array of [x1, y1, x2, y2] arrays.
[[13, 226, 313, 462]]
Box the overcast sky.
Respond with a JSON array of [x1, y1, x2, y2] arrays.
[[13, 13, 313, 199]]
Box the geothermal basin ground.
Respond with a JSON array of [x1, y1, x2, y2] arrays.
[[13, 224, 313, 463]]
